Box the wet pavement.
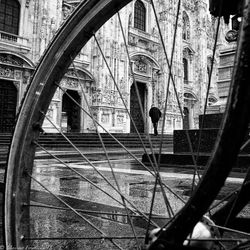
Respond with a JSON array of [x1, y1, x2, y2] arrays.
[[29, 159, 186, 249], [25, 155, 245, 250], [0, 151, 248, 250]]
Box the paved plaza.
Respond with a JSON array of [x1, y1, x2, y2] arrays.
[[0, 149, 245, 249]]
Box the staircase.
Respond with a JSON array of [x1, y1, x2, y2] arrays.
[[0, 133, 173, 167], [38, 133, 173, 149]]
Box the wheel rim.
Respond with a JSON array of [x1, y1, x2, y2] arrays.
[[4, 0, 250, 249]]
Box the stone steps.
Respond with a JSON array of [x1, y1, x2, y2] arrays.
[[38, 133, 172, 149], [0, 133, 174, 167], [0, 133, 173, 145], [35, 150, 145, 164]]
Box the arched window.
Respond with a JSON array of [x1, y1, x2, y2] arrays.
[[134, 0, 146, 31], [182, 12, 190, 40], [183, 58, 188, 83], [0, 0, 20, 35]]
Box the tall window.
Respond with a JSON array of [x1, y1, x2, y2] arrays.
[[0, 0, 20, 35], [183, 58, 188, 83], [134, 0, 146, 31], [182, 12, 190, 40]]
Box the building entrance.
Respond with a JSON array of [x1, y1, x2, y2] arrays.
[[130, 82, 146, 133], [0, 80, 17, 133], [62, 90, 81, 132]]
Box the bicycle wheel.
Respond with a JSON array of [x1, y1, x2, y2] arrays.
[[4, 0, 250, 249]]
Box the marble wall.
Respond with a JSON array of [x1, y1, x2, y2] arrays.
[[0, 0, 229, 133]]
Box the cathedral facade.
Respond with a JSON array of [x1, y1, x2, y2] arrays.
[[0, 0, 227, 134]]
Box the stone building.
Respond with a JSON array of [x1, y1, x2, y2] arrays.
[[0, 0, 228, 134]]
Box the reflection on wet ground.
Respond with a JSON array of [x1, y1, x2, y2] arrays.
[[26, 159, 245, 249], [32, 160, 190, 215]]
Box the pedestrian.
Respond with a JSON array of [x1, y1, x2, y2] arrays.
[[149, 105, 162, 136]]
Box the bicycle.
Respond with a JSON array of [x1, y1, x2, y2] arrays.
[[4, 0, 250, 249]]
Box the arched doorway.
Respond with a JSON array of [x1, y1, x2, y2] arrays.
[[130, 82, 146, 133], [0, 80, 17, 133], [183, 107, 189, 129], [62, 90, 81, 132]]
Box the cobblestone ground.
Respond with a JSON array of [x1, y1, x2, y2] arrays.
[[1, 160, 250, 249]]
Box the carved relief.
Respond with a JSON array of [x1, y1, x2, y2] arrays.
[[159, 11, 168, 21], [146, 43, 158, 53], [92, 89, 102, 105], [151, 26, 159, 37], [40, 16, 47, 39], [225, 30, 238, 43], [134, 57, 148, 74], [128, 34, 138, 46], [118, 77, 126, 92], [183, 47, 194, 60], [158, 0, 167, 8], [0, 66, 15, 79], [116, 92, 128, 107], [61, 78, 80, 89], [104, 75, 112, 90], [50, 17, 57, 38], [25, 0, 31, 8], [14, 70, 22, 80], [102, 90, 112, 105], [62, 4, 73, 20], [0, 54, 24, 66], [157, 81, 166, 110], [152, 69, 160, 82], [89, 107, 98, 123], [101, 112, 110, 124], [117, 114, 125, 125], [183, 0, 195, 11], [66, 69, 79, 78]]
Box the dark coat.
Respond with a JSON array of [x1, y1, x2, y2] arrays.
[[149, 107, 162, 123]]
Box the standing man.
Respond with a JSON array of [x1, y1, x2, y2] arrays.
[[149, 105, 162, 136]]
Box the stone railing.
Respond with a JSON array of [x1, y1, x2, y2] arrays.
[[128, 26, 160, 52], [0, 31, 30, 52]]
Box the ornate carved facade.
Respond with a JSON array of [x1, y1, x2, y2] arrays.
[[0, 0, 229, 133]]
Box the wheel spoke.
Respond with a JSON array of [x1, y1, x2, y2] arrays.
[[70, 59, 141, 248], [117, 9, 177, 226], [34, 140, 157, 228], [144, 1, 182, 236]]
